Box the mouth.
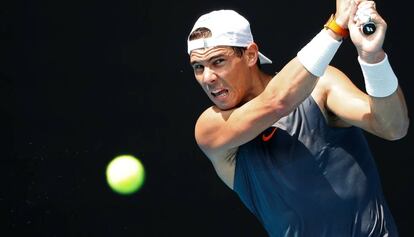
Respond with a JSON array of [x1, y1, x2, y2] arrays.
[[211, 89, 229, 98]]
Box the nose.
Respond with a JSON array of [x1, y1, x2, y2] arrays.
[[203, 67, 217, 85]]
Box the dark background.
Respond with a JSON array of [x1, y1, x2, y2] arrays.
[[2, 0, 413, 236]]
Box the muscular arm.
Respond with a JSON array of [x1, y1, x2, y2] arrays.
[[322, 66, 408, 140], [195, 0, 353, 161], [195, 57, 318, 159], [321, 0, 409, 140]]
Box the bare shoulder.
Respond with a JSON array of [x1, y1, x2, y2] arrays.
[[194, 106, 226, 150], [310, 66, 344, 112], [194, 106, 236, 161], [313, 65, 350, 100], [317, 65, 350, 90], [312, 65, 357, 127], [195, 106, 238, 188]]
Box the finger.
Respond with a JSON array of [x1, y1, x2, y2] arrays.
[[353, 0, 362, 5], [349, 0, 359, 26], [357, 1, 376, 10], [355, 8, 376, 26]]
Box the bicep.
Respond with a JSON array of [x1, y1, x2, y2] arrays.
[[195, 97, 283, 156], [196, 58, 319, 156]]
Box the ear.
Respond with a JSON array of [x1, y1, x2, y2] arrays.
[[245, 43, 259, 67]]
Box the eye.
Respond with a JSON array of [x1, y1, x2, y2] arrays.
[[192, 63, 204, 73], [192, 63, 203, 70], [213, 58, 225, 65]]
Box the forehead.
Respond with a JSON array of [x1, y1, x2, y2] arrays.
[[190, 46, 234, 62]]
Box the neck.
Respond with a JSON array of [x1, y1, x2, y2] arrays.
[[243, 68, 273, 102]]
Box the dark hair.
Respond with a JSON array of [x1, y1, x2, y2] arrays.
[[188, 27, 212, 41], [189, 27, 260, 68]]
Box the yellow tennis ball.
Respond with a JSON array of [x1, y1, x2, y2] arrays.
[[106, 155, 145, 195]]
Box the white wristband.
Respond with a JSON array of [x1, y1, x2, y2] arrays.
[[358, 54, 398, 97], [297, 29, 342, 77]]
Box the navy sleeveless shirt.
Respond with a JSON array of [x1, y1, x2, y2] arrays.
[[234, 96, 398, 237]]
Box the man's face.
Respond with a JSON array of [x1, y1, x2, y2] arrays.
[[190, 46, 251, 110]]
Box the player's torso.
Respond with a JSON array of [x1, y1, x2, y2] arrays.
[[211, 90, 329, 189]]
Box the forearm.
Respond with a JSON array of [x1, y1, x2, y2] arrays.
[[263, 29, 342, 116], [266, 57, 319, 116], [370, 88, 409, 140], [359, 54, 409, 140], [263, 0, 349, 117]]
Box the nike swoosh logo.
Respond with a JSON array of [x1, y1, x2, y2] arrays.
[[262, 127, 277, 142]]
